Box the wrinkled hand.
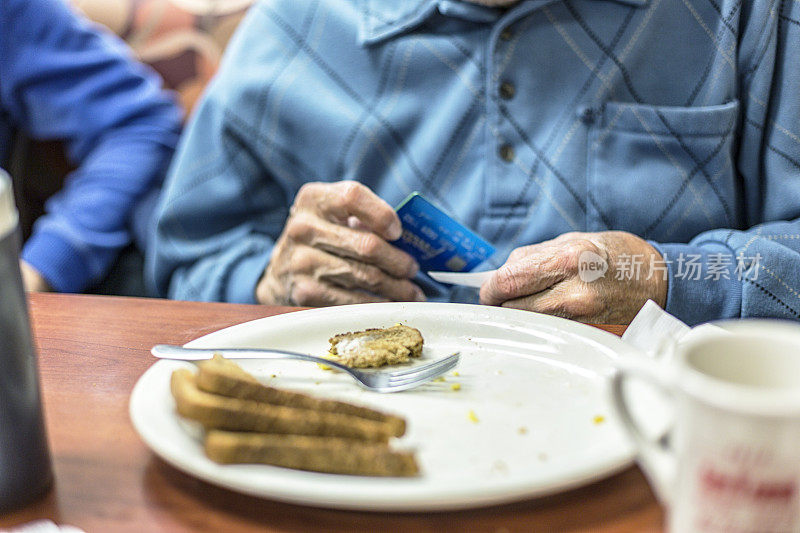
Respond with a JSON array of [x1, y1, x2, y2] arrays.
[[256, 181, 424, 306], [480, 231, 668, 324], [20, 260, 52, 293]]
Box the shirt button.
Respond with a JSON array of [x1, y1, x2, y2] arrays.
[[578, 106, 596, 125], [499, 81, 515, 100], [499, 144, 515, 163], [500, 28, 513, 41]]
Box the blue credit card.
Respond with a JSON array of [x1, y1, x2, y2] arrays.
[[392, 192, 495, 272]]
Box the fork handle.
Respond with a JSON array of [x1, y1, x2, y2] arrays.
[[150, 344, 350, 371]]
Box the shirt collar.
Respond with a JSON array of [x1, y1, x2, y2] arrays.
[[359, 0, 650, 45]]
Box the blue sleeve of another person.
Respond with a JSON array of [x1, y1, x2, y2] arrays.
[[0, 0, 182, 292]]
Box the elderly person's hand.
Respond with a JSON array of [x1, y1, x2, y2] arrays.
[[256, 181, 424, 306], [480, 231, 668, 324], [20, 260, 51, 292]]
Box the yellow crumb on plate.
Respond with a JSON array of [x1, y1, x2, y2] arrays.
[[518, 426, 528, 435], [452, 371, 460, 377], [433, 376, 446, 383], [317, 352, 339, 372], [450, 383, 461, 391], [593, 415, 606, 425], [468, 409, 479, 423]]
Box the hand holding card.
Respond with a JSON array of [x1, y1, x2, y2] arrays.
[[392, 193, 495, 274], [256, 182, 423, 306]]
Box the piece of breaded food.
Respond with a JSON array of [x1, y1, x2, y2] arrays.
[[205, 430, 419, 477], [328, 324, 423, 368], [195, 354, 406, 437], [171, 369, 393, 442]]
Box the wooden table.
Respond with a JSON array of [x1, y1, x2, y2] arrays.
[[0, 293, 663, 532]]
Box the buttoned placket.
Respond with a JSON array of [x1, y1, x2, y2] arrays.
[[483, 0, 593, 227], [483, 2, 563, 222], [488, 17, 525, 215]]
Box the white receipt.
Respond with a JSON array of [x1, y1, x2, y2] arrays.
[[427, 270, 496, 288]]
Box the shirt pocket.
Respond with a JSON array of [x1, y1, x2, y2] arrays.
[[587, 99, 740, 243]]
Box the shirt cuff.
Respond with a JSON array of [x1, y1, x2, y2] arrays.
[[649, 241, 742, 326], [224, 251, 272, 304], [21, 231, 92, 293]]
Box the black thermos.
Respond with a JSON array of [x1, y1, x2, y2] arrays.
[[0, 170, 52, 511]]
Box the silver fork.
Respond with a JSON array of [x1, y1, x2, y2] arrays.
[[151, 344, 460, 393]]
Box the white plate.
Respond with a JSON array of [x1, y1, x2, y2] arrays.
[[130, 302, 662, 511]]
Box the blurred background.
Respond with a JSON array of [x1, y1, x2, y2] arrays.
[[9, 0, 255, 293]]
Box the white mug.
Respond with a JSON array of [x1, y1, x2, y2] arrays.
[[611, 320, 800, 533]]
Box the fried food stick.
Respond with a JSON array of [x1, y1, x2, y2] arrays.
[[171, 369, 393, 442], [204, 430, 419, 477], [195, 354, 405, 437]]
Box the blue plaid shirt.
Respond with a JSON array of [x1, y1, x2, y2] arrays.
[[151, 0, 800, 325]]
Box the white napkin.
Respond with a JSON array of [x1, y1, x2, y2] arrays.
[[621, 300, 691, 359], [1, 520, 85, 533], [621, 299, 727, 360]]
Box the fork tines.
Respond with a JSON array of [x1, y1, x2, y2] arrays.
[[384, 353, 460, 377], [386, 353, 460, 386]]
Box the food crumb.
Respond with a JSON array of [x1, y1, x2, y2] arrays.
[[315, 381, 321, 385], [270, 374, 277, 378], [518, 426, 528, 435], [451, 383, 461, 391], [491, 460, 509, 475], [593, 415, 606, 425], [433, 377, 446, 383], [317, 363, 333, 371], [468, 409, 479, 423], [452, 371, 460, 377]]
